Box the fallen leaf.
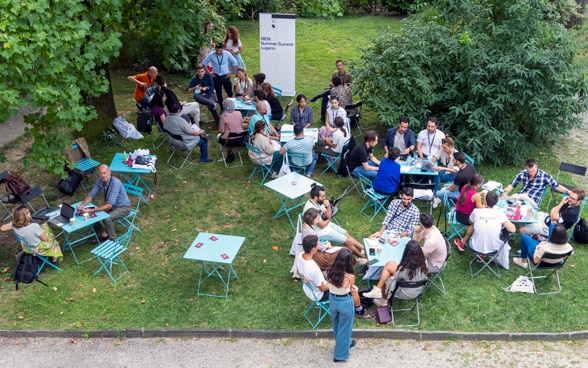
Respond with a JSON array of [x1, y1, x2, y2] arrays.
[[53, 287, 58, 292], [272, 245, 279, 251], [263, 259, 267, 263], [189, 298, 194, 302], [18, 316, 24, 320], [14, 339, 19, 345], [537, 352, 544, 357], [92, 288, 97, 293], [78, 284, 84, 287], [68, 298, 75, 302], [140, 299, 146, 304], [423, 346, 432, 351], [135, 247, 140, 251], [1, 267, 9, 273], [76, 322, 83, 328], [3, 277, 11, 281], [68, 339, 78, 344]]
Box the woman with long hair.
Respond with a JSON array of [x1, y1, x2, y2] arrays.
[[455, 174, 486, 225], [261, 82, 283, 121], [1, 205, 63, 263], [318, 116, 347, 157], [513, 224, 574, 269], [233, 67, 252, 97], [248, 120, 282, 177], [290, 94, 314, 128], [199, 21, 215, 68], [432, 136, 458, 193], [224, 25, 246, 71], [318, 96, 347, 141], [326, 249, 357, 363], [150, 90, 168, 126]]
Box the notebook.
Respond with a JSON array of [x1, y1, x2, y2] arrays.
[[48, 203, 75, 227]]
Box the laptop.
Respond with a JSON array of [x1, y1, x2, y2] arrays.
[[418, 158, 434, 172], [48, 203, 76, 227]]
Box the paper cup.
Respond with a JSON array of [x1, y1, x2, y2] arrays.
[[83, 213, 89, 221], [70, 217, 76, 226]]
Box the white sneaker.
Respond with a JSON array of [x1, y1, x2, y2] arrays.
[[356, 258, 368, 265], [512, 257, 528, 269], [433, 197, 442, 209], [363, 286, 382, 299], [373, 298, 388, 307]]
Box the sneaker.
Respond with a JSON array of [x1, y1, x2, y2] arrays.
[[453, 238, 466, 252], [476, 254, 487, 263], [433, 197, 442, 209], [356, 257, 368, 266], [373, 298, 388, 307], [199, 159, 213, 164], [363, 286, 382, 299], [513, 257, 529, 269], [355, 309, 374, 319], [356, 265, 369, 275]]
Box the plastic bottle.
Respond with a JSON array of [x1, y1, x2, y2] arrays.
[[128, 155, 133, 168], [514, 203, 521, 220]]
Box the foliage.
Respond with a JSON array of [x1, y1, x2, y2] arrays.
[[382, 0, 428, 13], [353, 0, 588, 165], [0, 0, 122, 176], [295, 0, 344, 18]]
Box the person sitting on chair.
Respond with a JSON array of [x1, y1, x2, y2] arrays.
[[362, 240, 428, 304], [296, 235, 330, 302], [416, 117, 445, 159], [248, 120, 282, 177], [311, 60, 353, 123], [460, 192, 515, 268], [303, 183, 367, 262], [244, 72, 265, 101], [217, 99, 245, 161], [501, 159, 572, 208], [317, 96, 347, 144], [371, 187, 420, 239], [412, 212, 447, 273], [519, 187, 585, 239], [280, 124, 318, 178], [187, 63, 220, 127], [301, 208, 341, 270], [156, 75, 201, 126], [77, 164, 132, 243], [431, 136, 459, 193], [513, 224, 574, 269], [127, 66, 158, 108], [1, 205, 63, 263], [261, 82, 283, 121], [347, 130, 380, 179], [245, 102, 280, 144], [433, 152, 476, 207], [382, 117, 416, 160], [290, 94, 314, 128], [372, 146, 401, 197], [316, 116, 347, 158], [164, 102, 212, 163]]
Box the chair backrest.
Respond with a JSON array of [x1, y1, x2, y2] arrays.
[[559, 162, 587, 177], [302, 280, 324, 303], [568, 197, 587, 240], [19, 186, 51, 214], [12, 231, 35, 254], [245, 142, 263, 159], [534, 250, 573, 269], [0, 170, 8, 182], [463, 152, 475, 165], [271, 86, 283, 97], [391, 278, 428, 300], [115, 229, 134, 249], [222, 131, 248, 147]]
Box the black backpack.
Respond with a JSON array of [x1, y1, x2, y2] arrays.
[[57, 169, 83, 196], [13, 252, 47, 290], [1, 173, 31, 203], [137, 109, 152, 133], [573, 218, 588, 244]]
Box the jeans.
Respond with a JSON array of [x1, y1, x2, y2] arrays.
[[138, 86, 159, 108], [329, 293, 354, 361], [195, 138, 210, 162], [94, 206, 132, 241], [212, 74, 233, 105], [435, 184, 459, 201], [520, 224, 554, 259], [352, 160, 378, 180], [433, 170, 456, 194], [307, 153, 318, 176], [193, 91, 220, 125]]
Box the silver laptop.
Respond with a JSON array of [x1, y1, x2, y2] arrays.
[[48, 203, 76, 226]]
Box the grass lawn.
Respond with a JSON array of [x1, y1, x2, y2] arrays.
[[0, 16, 587, 333]]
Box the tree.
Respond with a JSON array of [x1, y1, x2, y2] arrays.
[[353, 0, 588, 165], [0, 0, 123, 175]]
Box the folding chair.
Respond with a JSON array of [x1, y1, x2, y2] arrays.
[[525, 250, 573, 295], [568, 197, 587, 241], [0, 170, 15, 221], [468, 228, 511, 278], [443, 194, 468, 241], [152, 119, 169, 149], [345, 100, 363, 134], [272, 97, 293, 131], [287, 152, 308, 175], [463, 152, 475, 165], [343, 150, 365, 198], [358, 173, 390, 222], [65, 139, 100, 191], [388, 278, 428, 327], [302, 280, 331, 329], [217, 131, 248, 168], [12, 231, 62, 275], [19, 186, 59, 221], [116, 199, 142, 233], [271, 86, 283, 97], [90, 229, 133, 285], [547, 162, 587, 208], [320, 147, 345, 176], [245, 142, 273, 185], [425, 236, 451, 295], [166, 135, 196, 170], [406, 182, 436, 214]]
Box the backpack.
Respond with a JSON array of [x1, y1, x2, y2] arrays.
[[57, 169, 83, 196], [137, 110, 152, 133], [573, 218, 588, 244], [13, 252, 47, 290], [337, 146, 351, 177], [1, 173, 31, 203]]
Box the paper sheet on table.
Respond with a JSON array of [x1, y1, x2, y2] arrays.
[[400, 166, 410, 173], [326, 246, 343, 253]]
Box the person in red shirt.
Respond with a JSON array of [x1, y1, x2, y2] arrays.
[[127, 66, 158, 108]]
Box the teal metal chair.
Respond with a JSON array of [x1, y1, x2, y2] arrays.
[[463, 152, 475, 165], [425, 236, 451, 295], [245, 142, 273, 185], [320, 146, 345, 176], [90, 229, 133, 285], [302, 280, 331, 329], [358, 173, 390, 222], [443, 194, 468, 241], [568, 197, 587, 241], [117, 199, 142, 233], [12, 231, 62, 275], [70, 142, 100, 190], [547, 162, 586, 209], [287, 152, 308, 175]]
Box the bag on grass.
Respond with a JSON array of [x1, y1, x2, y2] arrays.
[[137, 109, 152, 133], [1, 173, 31, 204], [57, 170, 83, 196], [503, 275, 534, 294], [573, 218, 588, 244], [13, 251, 47, 290], [113, 116, 144, 139], [375, 305, 392, 324]]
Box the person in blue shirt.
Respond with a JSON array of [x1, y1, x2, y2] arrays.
[[187, 64, 220, 127], [78, 164, 131, 242], [382, 116, 416, 161], [202, 43, 238, 107], [373, 146, 401, 196]]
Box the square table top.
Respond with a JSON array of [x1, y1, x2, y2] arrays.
[[279, 124, 319, 143], [264, 172, 321, 200], [110, 153, 152, 175], [232, 98, 257, 111], [59, 201, 110, 233], [496, 199, 538, 223], [363, 236, 410, 268], [399, 161, 439, 176], [183, 233, 246, 265]]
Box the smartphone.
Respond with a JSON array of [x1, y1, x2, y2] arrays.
[[369, 248, 375, 256], [368, 258, 379, 265]]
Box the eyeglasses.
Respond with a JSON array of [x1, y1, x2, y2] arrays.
[[569, 196, 579, 201]]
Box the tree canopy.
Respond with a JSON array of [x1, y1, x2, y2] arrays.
[[353, 0, 588, 165]]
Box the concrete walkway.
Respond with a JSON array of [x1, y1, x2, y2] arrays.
[[0, 107, 29, 148]]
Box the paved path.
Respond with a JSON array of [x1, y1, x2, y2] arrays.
[[0, 336, 586, 367], [0, 107, 29, 148]]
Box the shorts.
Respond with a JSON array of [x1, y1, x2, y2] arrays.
[[313, 223, 347, 244]]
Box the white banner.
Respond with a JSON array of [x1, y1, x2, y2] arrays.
[[259, 13, 296, 97]]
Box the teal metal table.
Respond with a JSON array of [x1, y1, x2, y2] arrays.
[[109, 153, 154, 204]]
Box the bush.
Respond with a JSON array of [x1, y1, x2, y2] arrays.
[[353, 0, 588, 165]]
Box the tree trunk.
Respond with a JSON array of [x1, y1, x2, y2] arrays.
[[80, 62, 118, 141]]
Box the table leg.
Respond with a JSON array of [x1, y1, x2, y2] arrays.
[[272, 194, 307, 230], [197, 261, 238, 299]]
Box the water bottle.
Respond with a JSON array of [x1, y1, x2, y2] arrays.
[[128, 155, 133, 168]]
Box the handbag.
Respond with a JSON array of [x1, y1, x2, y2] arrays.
[[375, 305, 392, 324], [278, 154, 291, 177], [573, 218, 588, 244], [503, 275, 535, 293]]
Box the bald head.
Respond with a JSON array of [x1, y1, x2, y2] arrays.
[[148, 66, 158, 79], [256, 101, 267, 115], [98, 164, 111, 183]]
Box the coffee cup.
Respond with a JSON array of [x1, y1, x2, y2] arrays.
[[70, 217, 76, 226], [83, 213, 89, 221]]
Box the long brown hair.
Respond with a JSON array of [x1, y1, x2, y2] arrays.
[[11, 205, 31, 229], [457, 174, 485, 207], [225, 25, 240, 44]]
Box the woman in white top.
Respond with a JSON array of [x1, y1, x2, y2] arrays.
[[248, 120, 282, 177], [318, 97, 347, 141], [224, 25, 246, 71], [317, 116, 347, 157], [233, 67, 252, 97]]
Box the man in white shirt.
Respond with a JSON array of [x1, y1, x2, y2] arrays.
[[412, 213, 447, 273], [296, 235, 329, 302], [417, 117, 446, 159]]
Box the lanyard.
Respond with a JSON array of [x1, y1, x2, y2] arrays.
[[215, 53, 224, 73], [427, 131, 436, 155]]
